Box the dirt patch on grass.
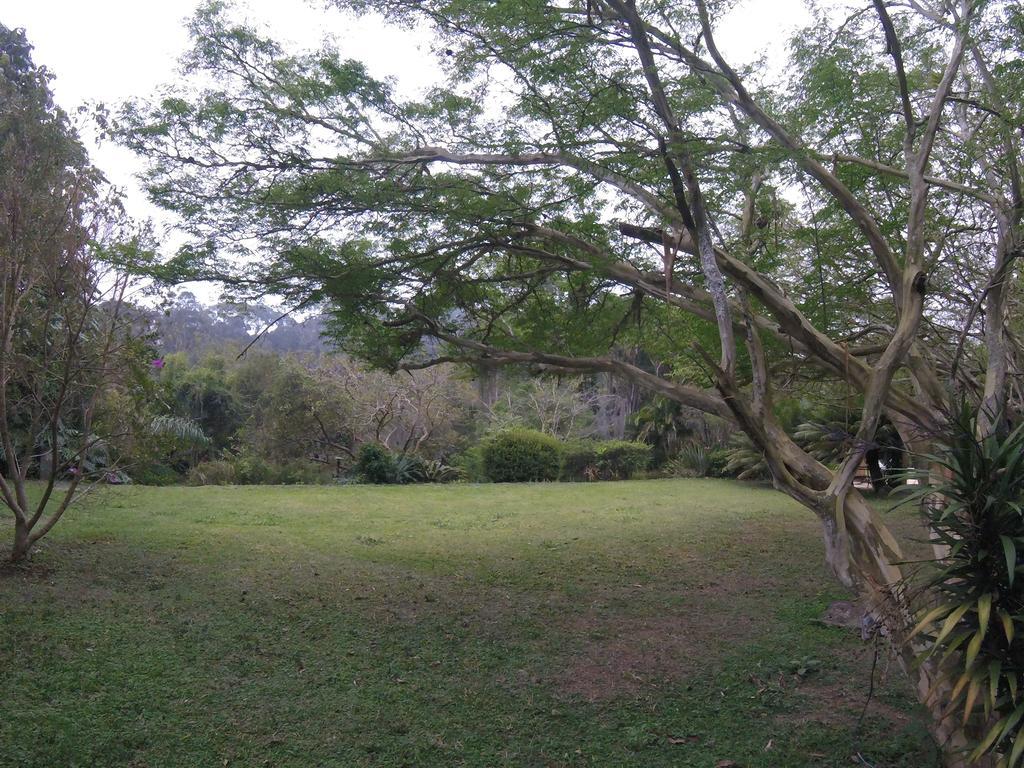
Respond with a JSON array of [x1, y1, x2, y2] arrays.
[[0, 559, 54, 580], [555, 609, 763, 701], [552, 565, 782, 701], [782, 656, 913, 729], [545, 518, 858, 703]]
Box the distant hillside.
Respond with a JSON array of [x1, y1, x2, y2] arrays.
[[149, 292, 327, 358]]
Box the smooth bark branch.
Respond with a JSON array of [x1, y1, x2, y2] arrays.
[[615, 222, 938, 429], [872, 0, 916, 136], [966, 42, 1023, 437], [611, 0, 736, 376], [826, 153, 999, 205]]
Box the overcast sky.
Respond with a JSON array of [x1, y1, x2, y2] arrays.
[[5, 0, 812, 298]]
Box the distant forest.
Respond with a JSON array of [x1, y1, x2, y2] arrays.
[[149, 291, 327, 357]]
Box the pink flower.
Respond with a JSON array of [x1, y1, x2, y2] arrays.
[[151, 358, 165, 369]]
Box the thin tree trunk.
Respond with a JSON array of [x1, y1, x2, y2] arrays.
[[10, 517, 31, 563], [476, 361, 499, 407]]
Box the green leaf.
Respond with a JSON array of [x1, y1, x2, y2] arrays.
[[979, 593, 993, 640], [1000, 702, 1024, 747], [965, 676, 982, 724], [966, 631, 984, 671], [978, 704, 1024, 765], [1009, 724, 1024, 767], [909, 603, 954, 641], [1003, 536, 1018, 586], [934, 603, 972, 648], [972, 710, 1009, 761], [999, 610, 1016, 645], [990, 661, 1004, 712]]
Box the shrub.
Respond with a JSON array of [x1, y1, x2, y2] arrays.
[[667, 442, 708, 479], [187, 460, 238, 485], [132, 463, 181, 486], [595, 440, 652, 480], [561, 440, 600, 481], [481, 429, 562, 483], [355, 443, 397, 484], [452, 446, 487, 483], [721, 434, 770, 480], [706, 447, 733, 478], [420, 459, 464, 483], [272, 460, 331, 485], [232, 452, 273, 485], [393, 453, 426, 484]]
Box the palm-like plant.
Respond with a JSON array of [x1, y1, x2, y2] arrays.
[[721, 433, 770, 481], [149, 415, 210, 446], [911, 407, 1024, 766]]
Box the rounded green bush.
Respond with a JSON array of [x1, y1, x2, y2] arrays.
[[481, 429, 562, 483], [232, 453, 272, 485], [356, 443, 397, 484], [132, 463, 182, 486]]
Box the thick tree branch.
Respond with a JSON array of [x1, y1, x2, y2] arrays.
[[404, 316, 734, 421]]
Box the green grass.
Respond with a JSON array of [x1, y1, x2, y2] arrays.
[[1, 479, 937, 767]]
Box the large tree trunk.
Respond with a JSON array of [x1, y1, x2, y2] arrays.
[[823, 491, 979, 766]]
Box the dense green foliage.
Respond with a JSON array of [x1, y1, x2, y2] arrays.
[[561, 439, 652, 481], [355, 443, 397, 484], [560, 441, 600, 481], [123, 341, 744, 487], [481, 429, 562, 483], [595, 440, 652, 480], [129, 347, 480, 484]]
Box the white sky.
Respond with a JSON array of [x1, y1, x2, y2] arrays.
[[5, 0, 812, 299]]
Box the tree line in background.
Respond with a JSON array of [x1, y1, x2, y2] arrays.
[[118, 294, 716, 485], [0, 248, 893, 492], [113, 295, 898, 491]]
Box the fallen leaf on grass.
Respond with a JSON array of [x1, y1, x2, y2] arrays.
[[667, 735, 699, 745]]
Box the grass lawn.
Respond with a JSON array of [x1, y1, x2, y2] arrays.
[[1, 479, 937, 767]]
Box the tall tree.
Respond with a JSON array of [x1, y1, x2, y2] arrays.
[[120, 1, 1022, 761], [1, 24, 146, 562]]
